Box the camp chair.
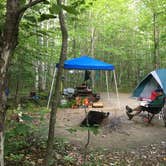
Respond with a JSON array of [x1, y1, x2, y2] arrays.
[[141, 97, 166, 125]]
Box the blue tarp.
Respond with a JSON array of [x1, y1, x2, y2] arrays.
[[132, 69, 166, 98], [63, 55, 115, 70]]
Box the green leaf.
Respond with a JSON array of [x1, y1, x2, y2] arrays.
[[39, 14, 57, 22], [20, 0, 26, 6], [43, 0, 50, 5], [21, 114, 33, 122], [66, 127, 77, 133], [24, 16, 37, 23], [80, 126, 100, 135], [61, 5, 79, 15], [14, 124, 31, 136], [9, 154, 24, 162], [49, 3, 61, 14], [64, 155, 75, 163], [90, 126, 100, 135]]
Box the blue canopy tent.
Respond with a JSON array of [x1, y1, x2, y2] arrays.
[[47, 56, 120, 110], [63, 55, 115, 70], [132, 69, 166, 99]]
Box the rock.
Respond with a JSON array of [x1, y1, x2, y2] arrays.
[[55, 153, 62, 160], [30, 161, 35, 166], [37, 159, 44, 164]]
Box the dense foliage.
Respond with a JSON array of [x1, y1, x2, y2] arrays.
[[0, 0, 164, 97], [0, 0, 165, 165]]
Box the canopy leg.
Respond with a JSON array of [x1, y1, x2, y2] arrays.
[[113, 70, 121, 112], [105, 71, 110, 99], [47, 66, 57, 109]]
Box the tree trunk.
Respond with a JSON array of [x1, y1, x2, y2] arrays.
[[38, 61, 47, 91], [45, 0, 68, 165], [90, 27, 95, 89], [35, 61, 39, 91], [15, 78, 20, 104], [38, 22, 48, 91], [153, 12, 160, 69], [0, 1, 45, 165], [0, 2, 21, 165], [72, 20, 77, 58]]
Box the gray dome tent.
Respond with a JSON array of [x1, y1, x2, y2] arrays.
[[132, 69, 166, 99]]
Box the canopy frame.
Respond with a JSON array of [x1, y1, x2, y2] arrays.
[[47, 56, 120, 110]]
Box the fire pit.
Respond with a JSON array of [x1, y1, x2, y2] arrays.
[[80, 110, 110, 127]]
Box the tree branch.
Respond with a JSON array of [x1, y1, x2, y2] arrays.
[[19, 0, 46, 14]]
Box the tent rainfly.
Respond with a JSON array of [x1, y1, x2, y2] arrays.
[[132, 69, 166, 99], [47, 55, 120, 110]]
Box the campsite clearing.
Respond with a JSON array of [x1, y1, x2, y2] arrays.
[[54, 93, 166, 151]]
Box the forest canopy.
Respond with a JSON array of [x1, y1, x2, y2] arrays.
[[0, 0, 165, 94], [0, 0, 165, 165]]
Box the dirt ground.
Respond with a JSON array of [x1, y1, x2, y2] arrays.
[[55, 93, 166, 151]]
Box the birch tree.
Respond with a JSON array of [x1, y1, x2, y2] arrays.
[[0, 1, 46, 165]]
